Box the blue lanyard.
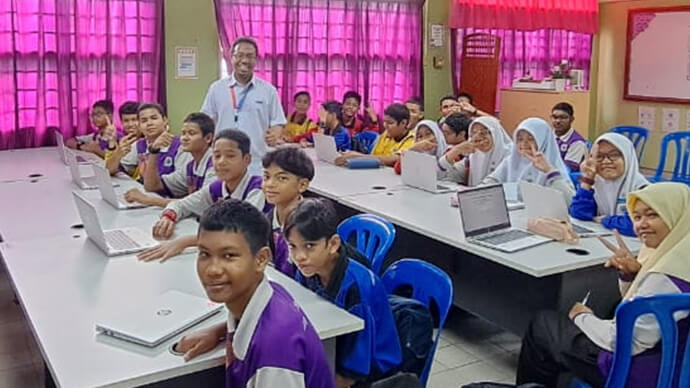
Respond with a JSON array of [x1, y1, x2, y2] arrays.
[[230, 84, 253, 123]]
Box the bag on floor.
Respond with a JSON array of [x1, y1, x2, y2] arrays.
[[388, 294, 434, 377]]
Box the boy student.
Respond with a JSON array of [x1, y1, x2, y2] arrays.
[[440, 113, 471, 148], [300, 101, 351, 151], [66, 99, 118, 158], [284, 91, 318, 143], [138, 129, 266, 262], [456, 92, 491, 119], [336, 103, 414, 167], [285, 198, 402, 387], [262, 147, 315, 278], [437, 95, 458, 125], [174, 200, 335, 388], [125, 112, 217, 207], [404, 97, 424, 130], [104, 102, 142, 177], [551, 102, 587, 172], [341, 91, 379, 135]]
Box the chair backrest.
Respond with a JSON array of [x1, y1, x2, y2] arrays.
[[353, 131, 379, 154], [610, 126, 650, 161], [652, 132, 690, 185], [337, 214, 396, 275], [381, 259, 454, 387], [605, 294, 690, 388]]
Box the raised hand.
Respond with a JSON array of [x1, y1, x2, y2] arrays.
[[599, 230, 641, 279], [365, 106, 378, 122], [581, 143, 599, 180], [409, 139, 437, 153], [524, 143, 553, 173], [152, 131, 174, 150]]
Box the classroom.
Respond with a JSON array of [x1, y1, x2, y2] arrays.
[[1, 0, 690, 387]]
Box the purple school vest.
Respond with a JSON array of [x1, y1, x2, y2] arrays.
[[135, 136, 183, 179], [94, 131, 122, 151], [597, 276, 690, 387], [556, 130, 586, 171], [186, 156, 214, 194], [266, 207, 296, 278]]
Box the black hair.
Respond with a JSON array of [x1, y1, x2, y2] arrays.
[[342, 91, 362, 105], [457, 92, 473, 104], [118, 101, 139, 119], [213, 129, 251, 155], [137, 102, 167, 118], [294, 91, 310, 101], [284, 198, 338, 242], [262, 148, 315, 181], [383, 103, 410, 124], [552, 102, 574, 117], [321, 100, 343, 124], [184, 112, 215, 138], [439, 95, 457, 105], [443, 113, 472, 137], [92, 100, 114, 115], [405, 97, 424, 110], [231, 37, 259, 56], [199, 199, 272, 256]]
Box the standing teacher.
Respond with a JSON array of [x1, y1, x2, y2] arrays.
[[201, 37, 286, 175]]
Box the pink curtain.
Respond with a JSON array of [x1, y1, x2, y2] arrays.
[[449, 0, 599, 34], [453, 28, 593, 93], [0, 0, 163, 150], [213, 0, 423, 119]]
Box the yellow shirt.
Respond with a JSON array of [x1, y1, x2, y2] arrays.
[[284, 113, 318, 142], [104, 150, 140, 181], [371, 131, 415, 156]]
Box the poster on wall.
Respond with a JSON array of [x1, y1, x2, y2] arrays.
[[638, 106, 655, 130], [175, 46, 198, 79]]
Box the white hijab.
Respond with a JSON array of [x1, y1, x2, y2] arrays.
[[414, 120, 448, 159], [593, 132, 649, 216], [491, 117, 572, 187], [467, 116, 512, 186]]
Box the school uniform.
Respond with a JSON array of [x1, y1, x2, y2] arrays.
[[284, 113, 318, 142], [393, 120, 447, 176], [370, 131, 415, 157], [225, 276, 335, 388], [343, 116, 379, 136], [119, 137, 192, 197], [268, 208, 296, 278], [75, 130, 121, 151], [161, 147, 216, 197], [296, 249, 402, 383], [305, 125, 352, 152], [164, 170, 267, 220], [556, 128, 587, 172]]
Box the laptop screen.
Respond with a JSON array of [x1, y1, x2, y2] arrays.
[[457, 184, 511, 237]]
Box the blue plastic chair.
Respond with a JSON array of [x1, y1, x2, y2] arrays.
[[337, 214, 396, 275], [610, 126, 650, 161], [570, 293, 690, 388], [353, 131, 379, 154], [381, 259, 454, 387], [650, 132, 690, 185]]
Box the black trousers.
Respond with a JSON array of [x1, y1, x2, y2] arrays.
[[516, 311, 606, 388]]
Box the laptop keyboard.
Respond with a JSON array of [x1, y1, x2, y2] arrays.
[[105, 230, 141, 250], [476, 229, 532, 245]]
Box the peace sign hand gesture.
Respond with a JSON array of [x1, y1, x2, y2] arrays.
[[581, 143, 599, 180], [599, 230, 641, 279], [524, 143, 554, 173]]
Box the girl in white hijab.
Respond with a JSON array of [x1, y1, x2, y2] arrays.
[[394, 120, 447, 174], [438, 116, 512, 186], [482, 117, 575, 204], [570, 132, 649, 236]]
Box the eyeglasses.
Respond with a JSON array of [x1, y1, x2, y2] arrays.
[[595, 152, 623, 162], [232, 52, 257, 61]]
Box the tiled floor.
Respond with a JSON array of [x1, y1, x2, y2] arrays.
[[0, 264, 520, 388]]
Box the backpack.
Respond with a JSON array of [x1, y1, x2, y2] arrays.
[[388, 294, 434, 377]]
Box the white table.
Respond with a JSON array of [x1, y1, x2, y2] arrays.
[[0, 147, 99, 183]]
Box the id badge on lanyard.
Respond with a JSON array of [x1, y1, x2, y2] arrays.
[[230, 84, 253, 124]]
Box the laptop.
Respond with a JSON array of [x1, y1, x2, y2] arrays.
[[96, 290, 223, 347], [313, 133, 340, 164], [92, 164, 146, 210], [520, 181, 607, 237], [71, 191, 157, 256], [66, 149, 117, 190], [401, 151, 454, 193], [457, 184, 551, 252], [55, 130, 93, 165]]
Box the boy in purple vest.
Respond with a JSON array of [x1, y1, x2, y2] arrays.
[[125, 112, 217, 207], [138, 130, 267, 262], [174, 200, 335, 388], [551, 102, 587, 172], [65, 99, 119, 158]]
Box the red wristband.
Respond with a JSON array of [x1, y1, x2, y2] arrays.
[[161, 210, 177, 223]]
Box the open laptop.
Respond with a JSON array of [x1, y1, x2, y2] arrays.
[[66, 149, 117, 190], [457, 184, 551, 252], [71, 191, 157, 256], [96, 290, 223, 347], [520, 181, 607, 237], [55, 130, 93, 165], [313, 133, 340, 164], [401, 151, 454, 193], [92, 164, 146, 210]]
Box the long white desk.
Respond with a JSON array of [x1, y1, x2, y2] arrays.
[[0, 147, 99, 183]]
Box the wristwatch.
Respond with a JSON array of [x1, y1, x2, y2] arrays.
[[148, 145, 161, 154]]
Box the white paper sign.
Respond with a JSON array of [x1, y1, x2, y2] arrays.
[[175, 46, 198, 79], [430, 24, 444, 48], [638, 106, 656, 131], [662, 108, 680, 132]]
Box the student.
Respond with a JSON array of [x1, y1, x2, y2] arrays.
[[174, 200, 335, 388], [262, 147, 315, 278], [138, 130, 267, 262], [285, 198, 402, 387], [300, 101, 351, 151], [440, 113, 472, 147], [404, 97, 424, 130], [439, 116, 512, 186], [570, 133, 649, 236], [341, 91, 379, 135], [437, 95, 458, 125], [516, 182, 690, 388], [66, 99, 118, 158], [551, 102, 587, 172], [102, 101, 142, 177], [284, 91, 318, 143], [336, 104, 414, 167], [393, 120, 447, 175], [456, 92, 491, 119], [482, 117, 575, 204], [125, 111, 214, 206]]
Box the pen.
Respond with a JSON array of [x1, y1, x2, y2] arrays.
[[582, 291, 591, 306]]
